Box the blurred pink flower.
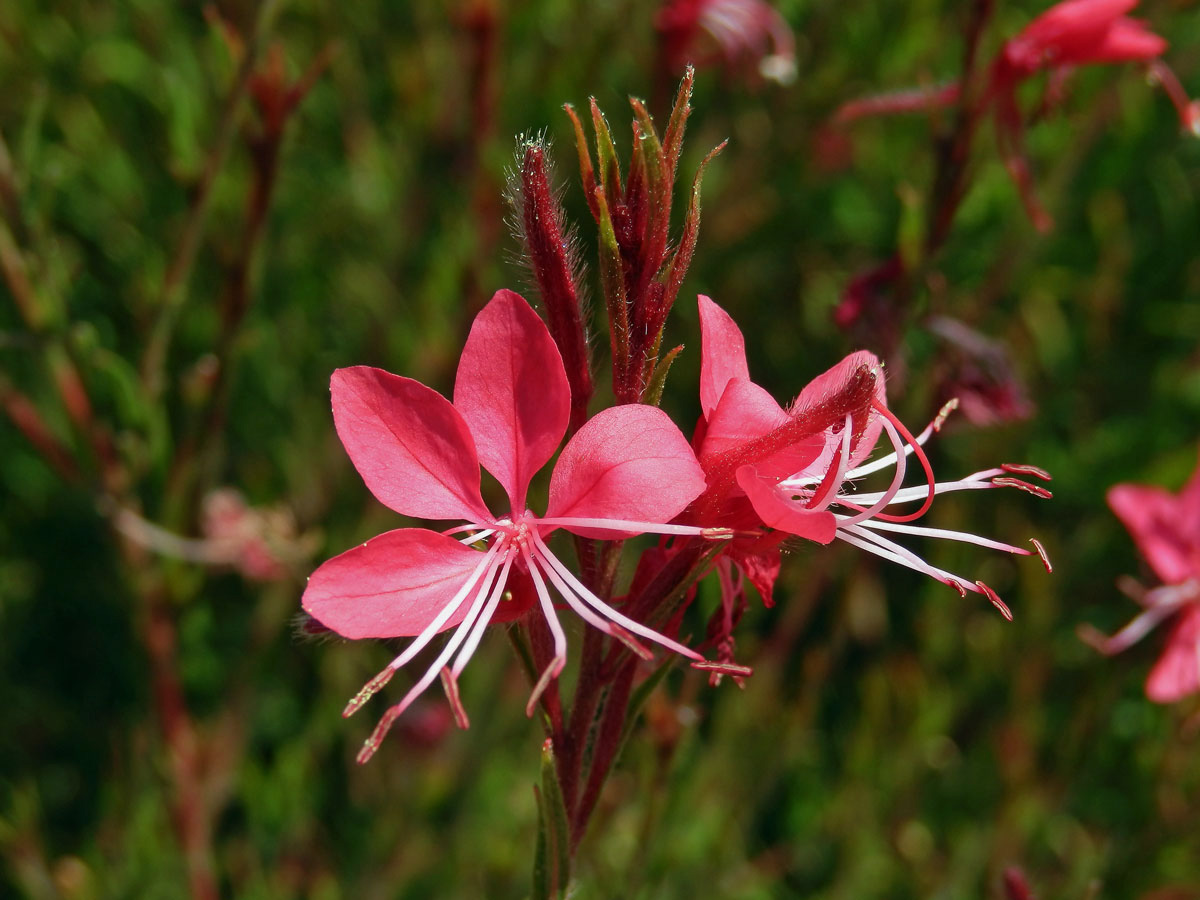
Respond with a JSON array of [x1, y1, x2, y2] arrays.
[[303, 289, 720, 761], [108, 489, 309, 582], [689, 295, 1051, 617], [1082, 455, 1200, 702], [656, 0, 796, 84], [928, 316, 1034, 427], [989, 0, 1194, 229], [831, 0, 1197, 230], [201, 489, 300, 581]]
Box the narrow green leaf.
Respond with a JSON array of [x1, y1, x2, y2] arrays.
[[531, 784, 550, 900], [594, 187, 630, 397], [563, 103, 599, 222], [661, 140, 726, 320], [662, 66, 695, 186], [589, 98, 622, 201], [541, 740, 570, 898], [642, 343, 683, 408]]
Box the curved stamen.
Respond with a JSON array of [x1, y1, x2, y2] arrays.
[[519, 541, 568, 717], [860, 399, 937, 523], [450, 552, 518, 678], [835, 416, 907, 526], [530, 529, 704, 661], [526, 536, 653, 659], [806, 416, 853, 510], [842, 398, 958, 480], [385, 542, 506, 675], [342, 541, 505, 718], [843, 515, 1032, 556], [357, 550, 510, 763], [837, 523, 974, 594]]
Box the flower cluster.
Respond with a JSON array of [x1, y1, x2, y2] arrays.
[[303, 290, 1052, 760], [300, 73, 1053, 764]]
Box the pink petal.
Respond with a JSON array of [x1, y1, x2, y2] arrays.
[[545, 404, 707, 538], [736, 464, 838, 544], [303, 529, 493, 639], [701, 377, 788, 457], [1088, 18, 1167, 62], [454, 289, 571, 512], [1108, 484, 1194, 584], [729, 541, 783, 606], [698, 295, 751, 419], [700, 377, 830, 484], [1020, 0, 1135, 49], [332, 367, 491, 523], [1146, 606, 1200, 702], [1177, 451, 1200, 539], [791, 350, 886, 470]]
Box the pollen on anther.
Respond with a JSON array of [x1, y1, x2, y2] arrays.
[[1000, 463, 1052, 482], [1030, 538, 1052, 573], [691, 660, 754, 678], [343, 666, 396, 718], [976, 581, 1013, 621], [440, 667, 470, 730], [992, 476, 1053, 499], [933, 398, 959, 432]]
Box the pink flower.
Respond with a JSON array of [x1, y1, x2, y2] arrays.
[[997, 0, 1166, 76], [927, 316, 1034, 427], [689, 295, 1052, 616], [656, 0, 796, 84], [1082, 455, 1200, 702], [304, 290, 719, 761], [989, 0, 1192, 229]]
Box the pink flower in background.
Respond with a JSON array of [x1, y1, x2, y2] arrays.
[[656, 0, 796, 84], [303, 290, 720, 761], [927, 316, 1034, 427], [689, 295, 1051, 617], [989, 0, 1192, 229], [996, 0, 1166, 77], [831, 0, 1196, 231], [1082, 455, 1200, 702], [201, 488, 300, 581]]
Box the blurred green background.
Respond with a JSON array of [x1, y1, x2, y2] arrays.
[[2, 0, 1199, 897]]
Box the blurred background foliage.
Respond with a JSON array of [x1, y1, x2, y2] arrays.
[[1, 0, 1199, 897]]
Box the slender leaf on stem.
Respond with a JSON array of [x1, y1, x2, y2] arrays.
[[594, 187, 631, 399], [629, 98, 671, 324], [662, 65, 694, 184], [563, 104, 599, 221], [642, 343, 683, 408], [532, 740, 570, 900], [589, 98, 622, 201], [661, 140, 726, 325]]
